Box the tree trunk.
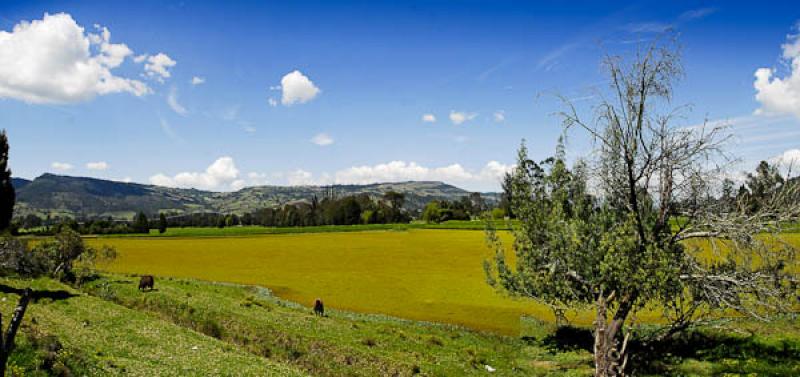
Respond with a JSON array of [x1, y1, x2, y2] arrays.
[[0, 288, 32, 375], [593, 292, 631, 377]]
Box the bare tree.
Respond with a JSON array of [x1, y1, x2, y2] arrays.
[[486, 37, 799, 376]]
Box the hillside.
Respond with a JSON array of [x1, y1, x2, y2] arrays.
[[13, 174, 496, 219]]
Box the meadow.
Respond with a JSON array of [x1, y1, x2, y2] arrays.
[[86, 227, 783, 335], [91, 229, 558, 335], [4, 227, 799, 375]]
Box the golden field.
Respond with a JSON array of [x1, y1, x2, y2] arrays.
[[88, 229, 800, 335]]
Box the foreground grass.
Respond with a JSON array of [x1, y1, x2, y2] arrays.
[[0, 277, 306, 376], [82, 274, 592, 376], [0, 274, 796, 376]]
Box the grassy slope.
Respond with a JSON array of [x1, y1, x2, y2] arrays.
[[0, 277, 306, 376], [1, 274, 796, 376], [81, 274, 591, 376]]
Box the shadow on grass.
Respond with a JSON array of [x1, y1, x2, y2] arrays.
[[540, 326, 594, 353], [532, 325, 799, 375], [629, 329, 800, 375], [0, 284, 78, 302]]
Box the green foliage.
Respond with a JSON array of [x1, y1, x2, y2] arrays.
[[0, 228, 116, 282], [131, 211, 149, 233], [422, 201, 442, 223], [158, 212, 167, 234]]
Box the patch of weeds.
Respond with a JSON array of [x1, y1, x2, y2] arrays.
[[427, 336, 444, 346], [361, 338, 377, 347]]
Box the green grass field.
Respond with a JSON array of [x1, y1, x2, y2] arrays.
[[2, 273, 796, 376], [90, 220, 515, 238], [87, 228, 789, 335], [91, 229, 563, 335]]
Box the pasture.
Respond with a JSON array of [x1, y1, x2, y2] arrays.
[[89, 229, 800, 335], [91, 229, 551, 335]]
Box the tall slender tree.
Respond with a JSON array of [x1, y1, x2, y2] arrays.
[[0, 130, 14, 231]]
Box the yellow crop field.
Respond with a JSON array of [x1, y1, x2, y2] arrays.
[[88, 230, 800, 335]]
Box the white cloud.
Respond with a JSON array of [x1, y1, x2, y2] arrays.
[[268, 97, 278, 107], [280, 70, 320, 105], [422, 113, 436, 123], [449, 110, 477, 125], [286, 169, 314, 185], [142, 53, 176, 82], [311, 133, 334, 146], [166, 86, 187, 115], [0, 13, 150, 104], [149, 156, 241, 190], [51, 162, 73, 171], [493, 110, 505, 123], [243, 125, 256, 133], [230, 179, 246, 191], [121, 176, 132, 183], [332, 160, 514, 190], [771, 148, 800, 172], [754, 25, 800, 118], [191, 76, 205, 85], [86, 161, 109, 170]]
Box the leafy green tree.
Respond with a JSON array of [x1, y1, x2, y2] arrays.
[[132, 212, 149, 234], [486, 40, 799, 376], [738, 160, 786, 214], [0, 130, 14, 231], [158, 213, 168, 234], [421, 201, 442, 223]]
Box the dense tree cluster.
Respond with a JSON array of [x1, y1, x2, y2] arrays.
[[421, 193, 486, 223], [243, 192, 410, 227]]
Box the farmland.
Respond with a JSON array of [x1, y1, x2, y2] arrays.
[[91, 228, 556, 335], [89, 227, 800, 335]]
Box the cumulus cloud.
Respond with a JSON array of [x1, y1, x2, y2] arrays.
[[754, 25, 800, 118], [230, 179, 246, 191], [493, 110, 505, 123], [449, 110, 477, 125], [332, 160, 513, 189], [771, 148, 800, 172], [149, 156, 241, 190], [267, 97, 278, 107], [286, 169, 314, 185], [0, 13, 151, 104], [280, 70, 320, 105], [422, 114, 436, 123], [86, 161, 109, 170], [142, 53, 176, 82], [311, 133, 334, 146], [191, 76, 205, 85], [167, 86, 187, 115], [51, 162, 73, 171]]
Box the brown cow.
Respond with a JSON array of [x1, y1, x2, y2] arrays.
[[138, 275, 154, 291], [313, 298, 324, 316]]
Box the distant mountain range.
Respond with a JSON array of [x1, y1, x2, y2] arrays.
[[12, 174, 497, 219]]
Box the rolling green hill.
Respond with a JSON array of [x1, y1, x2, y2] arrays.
[[13, 174, 497, 219]]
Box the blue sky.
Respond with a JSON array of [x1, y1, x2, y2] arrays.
[[1, 1, 799, 191]]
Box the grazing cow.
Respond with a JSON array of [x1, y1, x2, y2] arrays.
[[138, 275, 154, 291], [313, 298, 324, 316]]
